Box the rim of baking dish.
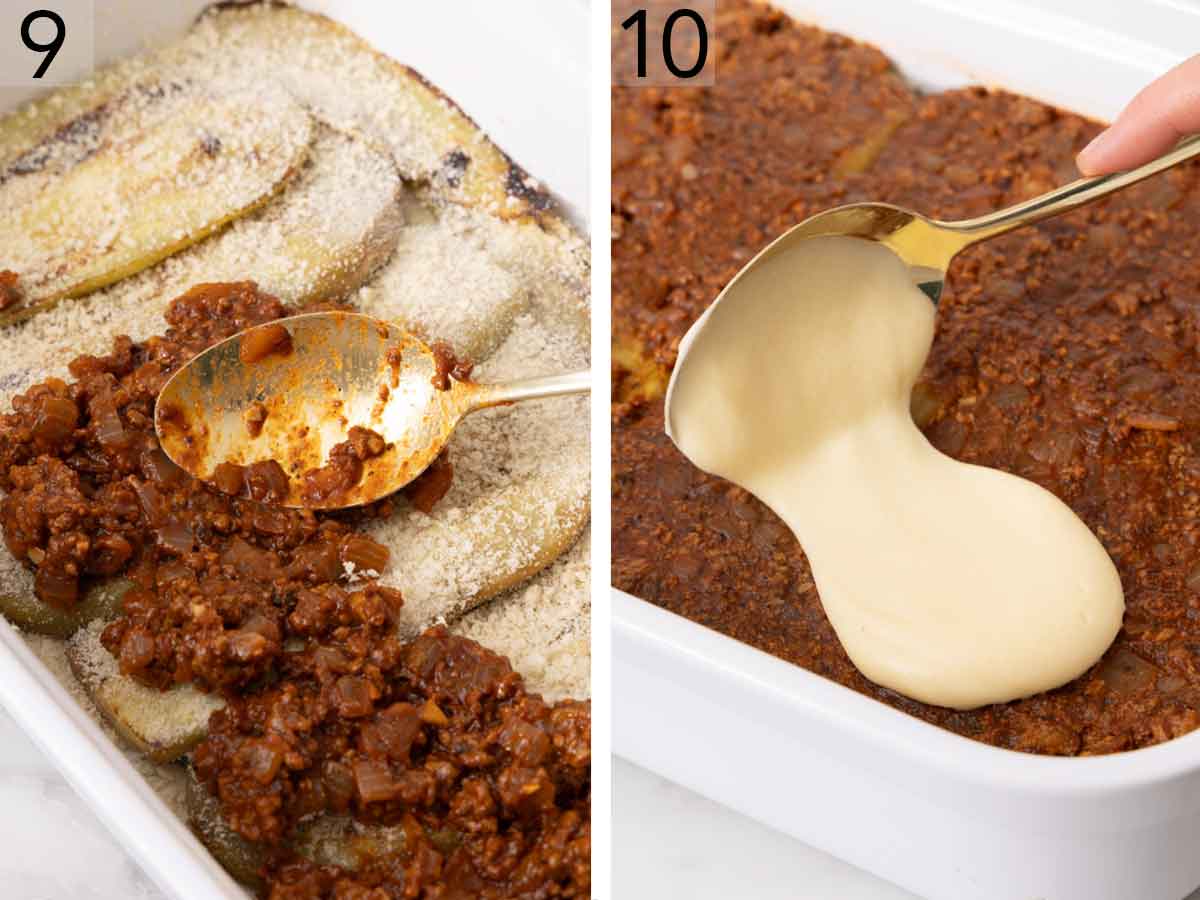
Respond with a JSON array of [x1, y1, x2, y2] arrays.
[[0, 617, 242, 899], [615, 589, 1200, 795]]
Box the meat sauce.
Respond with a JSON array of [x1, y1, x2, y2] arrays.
[[197, 624, 591, 900], [613, 1, 1200, 755], [429, 341, 473, 392], [0, 282, 588, 896], [403, 452, 454, 516], [239, 322, 294, 365], [244, 401, 269, 438], [299, 426, 389, 506]]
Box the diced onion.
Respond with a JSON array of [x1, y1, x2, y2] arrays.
[[35, 569, 78, 608], [287, 540, 341, 582], [340, 535, 390, 573], [352, 759, 400, 804], [119, 627, 156, 671], [375, 702, 421, 761], [312, 646, 349, 675], [239, 740, 283, 785], [156, 520, 194, 555], [132, 480, 163, 525], [141, 448, 184, 486], [334, 675, 374, 718], [244, 460, 290, 503], [322, 761, 355, 811], [419, 698, 449, 728], [95, 403, 130, 449], [220, 537, 279, 582], [33, 397, 78, 444], [227, 629, 269, 662], [212, 462, 245, 496], [251, 505, 290, 536], [240, 613, 281, 644]]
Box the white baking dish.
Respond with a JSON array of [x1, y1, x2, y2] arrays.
[[0, 3, 589, 899], [612, 2, 1200, 899]]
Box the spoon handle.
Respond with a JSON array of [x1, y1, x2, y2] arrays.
[[939, 133, 1200, 245], [467, 369, 591, 411]]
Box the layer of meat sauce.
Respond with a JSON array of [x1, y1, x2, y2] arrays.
[[0, 281, 590, 897], [612, 0, 1200, 755]]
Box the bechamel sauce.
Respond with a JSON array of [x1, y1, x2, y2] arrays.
[[666, 235, 1124, 709]]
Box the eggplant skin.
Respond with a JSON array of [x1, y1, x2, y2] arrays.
[[186, 770, 266, 890], [0, 577, 132, 639], [185, 766, 408, 888]]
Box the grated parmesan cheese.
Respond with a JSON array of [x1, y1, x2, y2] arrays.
[[454, 527, 591, 702]]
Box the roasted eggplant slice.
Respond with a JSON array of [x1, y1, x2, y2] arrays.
[[67, 622, 223, 763], [0, 576, 133, 639], [186, 768, 407, 889], [190, 3, 551, 221], [0, 91, 313, 325]]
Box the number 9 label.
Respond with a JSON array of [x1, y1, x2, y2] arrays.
[[613, 2, 716, 87], [1, 1, 93, 87]]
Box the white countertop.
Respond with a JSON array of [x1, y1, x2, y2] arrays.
[[614, 756, 1200, 900], [0, 710, 164, 899], [615, 756, 917, 900]]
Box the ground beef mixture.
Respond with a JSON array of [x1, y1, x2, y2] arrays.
[[403, 451, 454, 516], [0, 281, 589, 895], [612, 0, 1200, 755], [429, 341, 473, 392], [196, 624, 590, 899], [240, 321, 295, 364], [299, 426, 390, 507]]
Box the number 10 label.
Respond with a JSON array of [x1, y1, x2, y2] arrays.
[[613, 2, 716, 87], [0, 1, 94, 87]]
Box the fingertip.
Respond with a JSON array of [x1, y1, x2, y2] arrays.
[[1075, 151, 1100, 177], [1077, 54, 1200, 177], [1075, 128, 1114, 177]]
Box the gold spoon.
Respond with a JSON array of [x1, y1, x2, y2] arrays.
[[155, 311, 589, 509], [669, 133, 1200, 433]]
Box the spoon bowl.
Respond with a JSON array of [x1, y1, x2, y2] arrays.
[[155, 311, 589, 509], [668, 133, 1200, 430], [764, 202, 961, 303]]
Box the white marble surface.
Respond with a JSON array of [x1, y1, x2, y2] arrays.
[[614, 756, 1200, 900], [0, 709, 165, 899], [614, 756, 918, 900]]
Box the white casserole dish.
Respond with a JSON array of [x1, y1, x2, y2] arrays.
[[612, 2, 1200, 899], [0, 2, 589, 898]]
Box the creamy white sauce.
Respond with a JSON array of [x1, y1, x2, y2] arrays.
[[666, 235, 1124, 709]]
